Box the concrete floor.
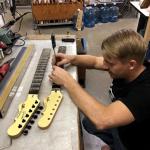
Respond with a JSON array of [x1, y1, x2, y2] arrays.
[[4, 8, 139, 149]]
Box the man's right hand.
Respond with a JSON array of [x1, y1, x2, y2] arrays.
[[53, 53, 74, 66]]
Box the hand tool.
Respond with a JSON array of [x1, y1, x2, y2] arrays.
[[51, 33, 57, 65], [0, 58, 14, 82]]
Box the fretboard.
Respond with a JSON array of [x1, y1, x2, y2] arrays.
[[29, 48, 50, 94]]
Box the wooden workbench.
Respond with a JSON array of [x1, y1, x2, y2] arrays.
[[0, 34, 81, 150]]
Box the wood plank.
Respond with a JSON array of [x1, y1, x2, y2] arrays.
[[0, 45, 34, 117]]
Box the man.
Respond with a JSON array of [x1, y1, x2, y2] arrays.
[[49, 29, 150, 149]]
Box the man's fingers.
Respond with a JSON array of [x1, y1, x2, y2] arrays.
[[52, 65, 57, 70], [56, 60, 66, 66], [52, 57, 56, 66], [49, 74, 52, 78]]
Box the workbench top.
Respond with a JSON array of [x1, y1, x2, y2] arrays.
[[0, 35, 80, 150]]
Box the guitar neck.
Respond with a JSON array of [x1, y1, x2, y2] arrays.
[[29, 48, 50, 94], [7, 48, 50, 138], [38, 46, 66, 129]]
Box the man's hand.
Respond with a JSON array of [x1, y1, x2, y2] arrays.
[[49, 65, 74, 86], [52, 53, 74, 66]]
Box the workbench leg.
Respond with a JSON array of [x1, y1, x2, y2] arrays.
[[77, 38, 87, 88], [137, 14, 148, 34]]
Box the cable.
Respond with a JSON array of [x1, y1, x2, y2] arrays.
[[14, 17, 23, 33], [16, 10, 22, 16], [2, 12, 32, 28], [14, 12, 32, 34]]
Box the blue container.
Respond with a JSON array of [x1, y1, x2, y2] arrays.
[[94, 5, 100, 24], [83, 6, 95, 28], [99, 6, 103, 23], [109, 3, 119, 22], [100, 3, 110, 23]]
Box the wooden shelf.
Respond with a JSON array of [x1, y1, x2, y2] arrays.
[[32, 1, 83, 27]]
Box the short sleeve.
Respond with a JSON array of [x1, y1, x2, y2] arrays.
[[119, 86, 150, 122]]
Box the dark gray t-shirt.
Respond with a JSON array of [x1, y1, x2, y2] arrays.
[[112, 64, 150, 149]]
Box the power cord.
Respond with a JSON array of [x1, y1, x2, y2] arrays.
[[14, 17, 23, 34], [13, 11, 32, 34]]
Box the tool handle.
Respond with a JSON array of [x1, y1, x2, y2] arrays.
[[0, 63, 10, 76], [51, 33, 56, 50]]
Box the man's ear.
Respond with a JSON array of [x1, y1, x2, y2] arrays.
[[129, 60, 137, 70]]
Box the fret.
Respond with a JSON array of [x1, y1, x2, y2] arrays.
[[29, 49, 50, 94]]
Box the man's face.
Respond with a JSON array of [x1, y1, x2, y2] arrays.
[[103, 56, 130, 79]]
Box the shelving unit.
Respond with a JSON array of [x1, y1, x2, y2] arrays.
[[31, 0, 83, 29], [15, 0, 31, 6], [130, 1, 150, 42]]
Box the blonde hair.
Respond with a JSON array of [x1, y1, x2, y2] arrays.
[[101, 29, 147, 64]]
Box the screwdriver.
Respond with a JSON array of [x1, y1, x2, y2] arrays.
[[51, 33, 56, 50], [51, 33, 57, 65]]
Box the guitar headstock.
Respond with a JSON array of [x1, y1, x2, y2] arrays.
[[7, 94, 40, 138], [38, 90, 63, 129]]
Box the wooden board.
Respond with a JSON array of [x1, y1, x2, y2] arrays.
[[0, 45, 34, 117]]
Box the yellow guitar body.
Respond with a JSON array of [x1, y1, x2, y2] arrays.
[[7, 94, 40, 138], [38, 90, 63, 129]]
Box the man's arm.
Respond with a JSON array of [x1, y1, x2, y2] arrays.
[[50, 66, 135, 130], [65, 78, 135, 129], [56, 54, 108, 70], [71, 55, 107, 70]]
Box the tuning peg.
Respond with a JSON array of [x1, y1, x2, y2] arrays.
[[23, 130, 28, 135], [26, 125, 32, 130], [29, 109, 33, 113], [38, 106, 43, 110], [32, 104, 36, 108], [30, 120, 35, 124], [36, 110, 41, 114], [25, 114, 29, 118], [33, 115, 38, 119], [18, 124, 22, 128], [22, 119, 26, 123]]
